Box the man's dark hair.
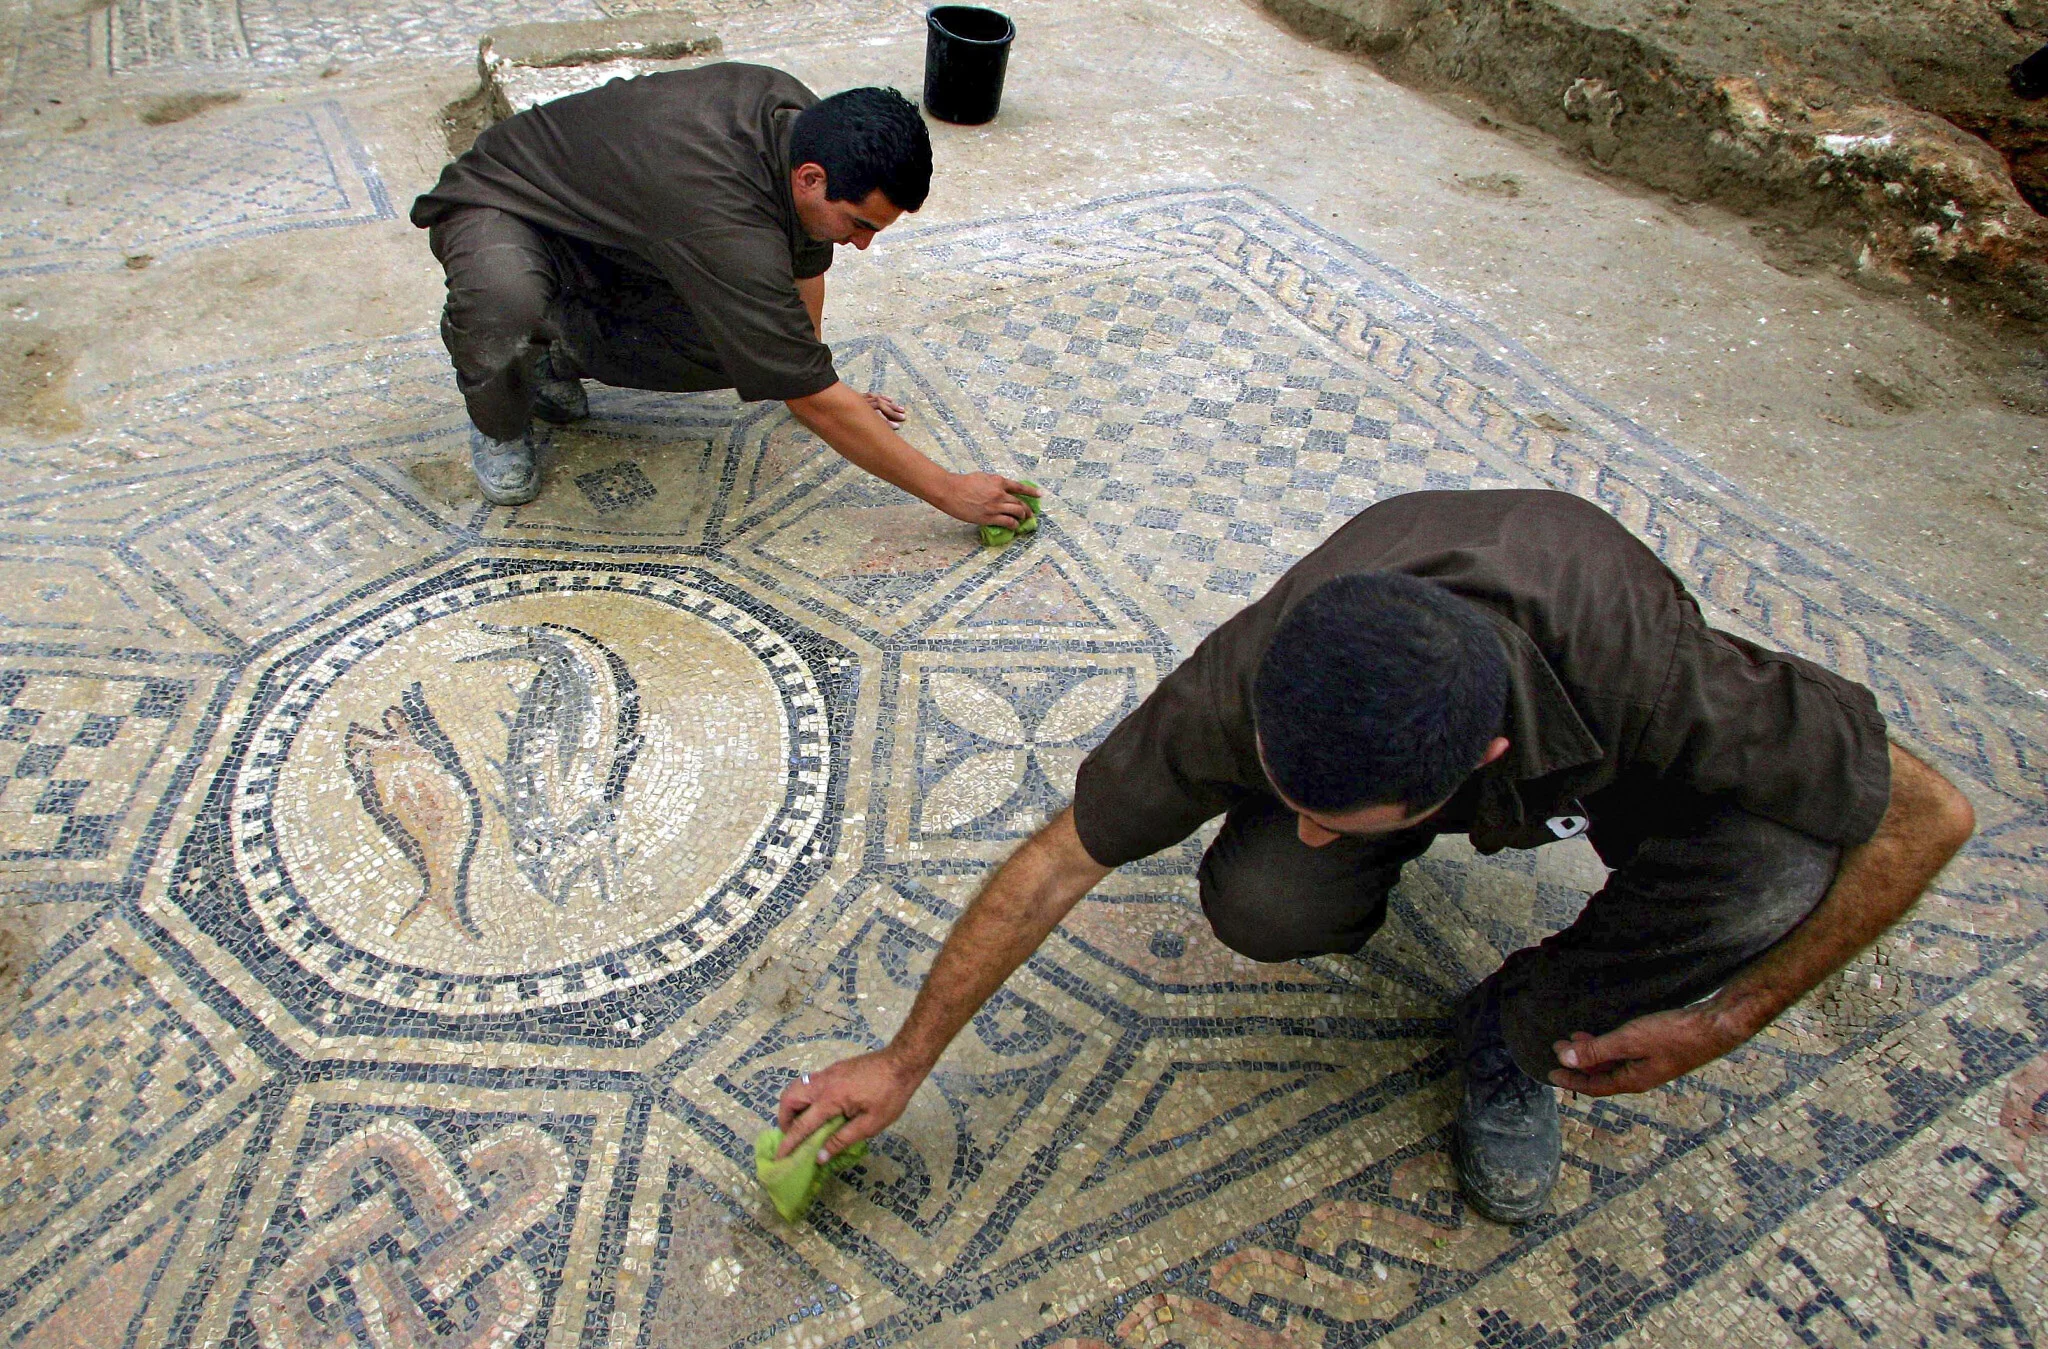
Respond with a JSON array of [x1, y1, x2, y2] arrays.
[[790, 87, 933, 212], [1253, 572, 1510, 815]]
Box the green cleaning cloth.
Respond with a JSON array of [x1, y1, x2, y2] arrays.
[[979, 482, 1043, 548], [754, 1118, 870, 1222]]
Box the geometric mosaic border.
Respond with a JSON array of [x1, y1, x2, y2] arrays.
[[0, 101, 391, 278]]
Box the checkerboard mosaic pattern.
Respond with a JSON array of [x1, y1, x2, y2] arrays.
[[0, 189, 2042, 1348]]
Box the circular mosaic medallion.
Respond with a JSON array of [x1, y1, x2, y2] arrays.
[[179, 561, 845, 1034]]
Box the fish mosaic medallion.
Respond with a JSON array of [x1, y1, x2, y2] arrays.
[[163, 558, 854, 1044]]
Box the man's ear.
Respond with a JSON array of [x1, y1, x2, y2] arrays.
[[792, 161, 828, 196]]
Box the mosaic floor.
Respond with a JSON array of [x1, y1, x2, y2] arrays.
[[2, 186, 2045, 1348]]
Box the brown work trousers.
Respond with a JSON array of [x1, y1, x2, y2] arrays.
[[427, 205, 730, 441], [1198, 795, 1840, 1080]]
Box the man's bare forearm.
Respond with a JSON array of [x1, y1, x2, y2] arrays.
[[1709, 741, 1974, 1038], [773, 809, 1112, 1158], [886, 809, 1111, 1076], [797, 273, 824, 340], [787, 381, 951, 503]]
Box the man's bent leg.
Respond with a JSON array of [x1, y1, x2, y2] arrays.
[[552, 257, 734, 395], [1490, 806, 1840, 1082], [1197, 795, 1430, 961], [1452, 807, 1829, 1224], [428, 207, 559, 442]]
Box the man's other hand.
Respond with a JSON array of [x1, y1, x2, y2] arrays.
[[785, 381, 1032, 529], [939, 472, 1035, 528], [863, 392, 907, 425], [1547, 743, 1972, 1099], [1547, 1008, 1743, 1096], [775, 1051, 921, 1161]]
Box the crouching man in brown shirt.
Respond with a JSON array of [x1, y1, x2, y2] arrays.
[[777, 489, 1976, 1223], [411, 63, 1032, 522]]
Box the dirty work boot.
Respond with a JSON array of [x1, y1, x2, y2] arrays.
[[469, 426, 543, 506], [1451, 980, 1561, 1224], [531, 342, 588, 425]]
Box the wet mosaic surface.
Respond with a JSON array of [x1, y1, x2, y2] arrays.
[[2, 188, 2045, 1347]]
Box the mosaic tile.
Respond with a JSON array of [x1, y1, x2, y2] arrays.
[[97, 0, 249, 70], [0, 545, 226, 659], [0, 664, 212, 901], [0, 943, 234, 1264], [0, 102, 390, 277], [882, 648, 1161, 858], [1, 1106, 262, 1349], [190, 1082, 630, 1349], [3, 188, 2044, 1347], [238, 0, 605, 64], [7, 0, 608, 78], [120, 457, 455, 642]]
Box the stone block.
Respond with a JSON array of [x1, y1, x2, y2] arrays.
[[478, 14, 722, 120]]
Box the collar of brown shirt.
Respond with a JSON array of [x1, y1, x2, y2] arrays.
[[1459, 612, 1605, 852]]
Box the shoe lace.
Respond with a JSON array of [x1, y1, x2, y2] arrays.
[[1466, 1040, 1544, 1112]]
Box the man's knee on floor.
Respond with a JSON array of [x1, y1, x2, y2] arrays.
[[1197, 872, 1379, 963]]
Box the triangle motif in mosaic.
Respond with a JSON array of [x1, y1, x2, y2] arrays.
[[960, 556, 1115, 631], [1085, 1061, 1342, 1188]]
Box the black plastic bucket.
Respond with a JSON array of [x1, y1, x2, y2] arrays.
[[2014, 41, 2048, 98], [923, 6, 1014, 125]]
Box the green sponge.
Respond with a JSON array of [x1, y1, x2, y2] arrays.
[[980, 482, 1043, 548], [754, 1118, 870, 1222]]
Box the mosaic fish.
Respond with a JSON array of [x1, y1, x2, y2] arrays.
[[343, 682, 485, 940], [463, 622, 642, 907]]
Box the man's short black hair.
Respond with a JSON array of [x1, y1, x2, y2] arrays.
[[1253, 572, 1510, 815], [790, 87, 933, 212]]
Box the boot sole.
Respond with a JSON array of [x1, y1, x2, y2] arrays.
[[476, 474, 541, 506]]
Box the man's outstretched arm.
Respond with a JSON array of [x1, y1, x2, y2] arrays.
[[786, 380, 1026, 527], [795, 274, 906, 426], [1550, 741, 1976, 1095], [775, 807, 1111, 1160]]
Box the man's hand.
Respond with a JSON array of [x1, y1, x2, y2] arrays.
[[775, 1051, 921, 1161], [773, 810, 1111, 1159], [863, 392, 907, 425], [937, 472, 1035, 528], [786, 381, 1031, 527], [1549, 1010, 1745, 1096]]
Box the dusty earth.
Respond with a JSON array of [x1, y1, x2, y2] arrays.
[[1268, 0, 2048, 336]]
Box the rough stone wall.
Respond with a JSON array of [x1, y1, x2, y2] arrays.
[[1263, 0, 2048, 327]]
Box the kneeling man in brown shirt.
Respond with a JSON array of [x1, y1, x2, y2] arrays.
[[412, 63, 1032, 522], [776, 489, 1976, 1223]]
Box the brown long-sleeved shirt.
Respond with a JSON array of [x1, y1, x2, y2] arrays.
[[412, 62, 837, 403], [1073, 489, 1891, 867]]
